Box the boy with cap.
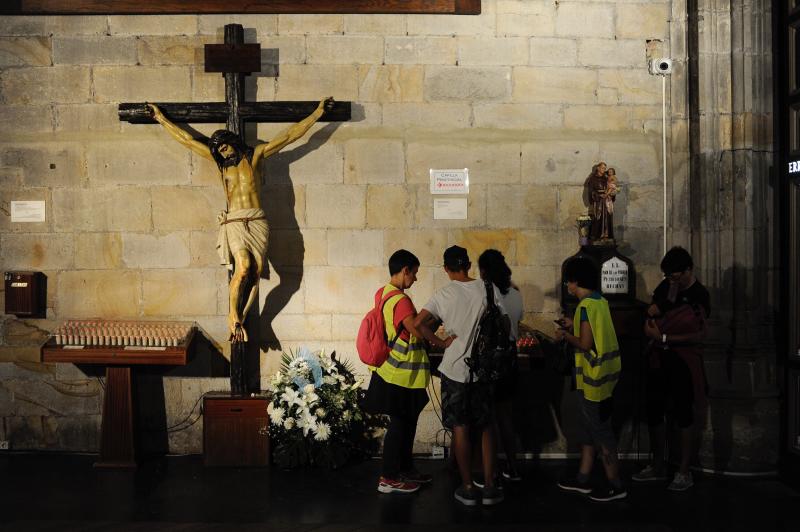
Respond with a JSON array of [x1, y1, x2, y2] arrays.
[[414, 245, 507, 507]]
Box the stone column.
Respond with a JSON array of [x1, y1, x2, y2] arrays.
[[678, 0, 778, 471]]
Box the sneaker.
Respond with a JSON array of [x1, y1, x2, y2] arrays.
[[378, 476, 420, 494], [589, 485, 628, 502], [400, 469, 433, 484], [472, 474, 503, 490], [482, 486, 505, 506], [631, 464, 669, 482], [454, 485, 480, 506], [557, 477, 592, 494], [667, 472, 694, 492], [501, 469, 522, 482]]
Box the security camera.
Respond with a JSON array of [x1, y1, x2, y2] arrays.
[[649, 58, 673, 75]]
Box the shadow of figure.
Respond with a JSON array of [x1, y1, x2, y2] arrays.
[[256, 122, 341, 352]]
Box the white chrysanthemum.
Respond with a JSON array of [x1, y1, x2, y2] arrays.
[[342, 410, 351, 421], [269, 406, 285, 425], [314, 422, 331, 441], [322, 375, 337, 385], [283, 417, 295, 429], [315, 407, 326, 418], [303, 383, 316, 394]]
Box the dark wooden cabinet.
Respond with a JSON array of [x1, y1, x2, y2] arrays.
[[203, 393, 270, 467]]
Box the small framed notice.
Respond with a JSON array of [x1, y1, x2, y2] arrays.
[[434, 198, 468, 220], [430, 169, 469, 195], [10, 201, 46, 223]]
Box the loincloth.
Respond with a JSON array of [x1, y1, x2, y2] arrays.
[[216, 208, 269, 271]]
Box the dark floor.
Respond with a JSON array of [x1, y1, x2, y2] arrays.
[[1, 453, 797, 531]]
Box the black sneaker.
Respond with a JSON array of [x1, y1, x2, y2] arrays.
[[557, 477, 592, 494], [482, 486, 505, 505], [588, 485, 628, 502], [454, 485, 480, 506], [501, 469, 522, 482]]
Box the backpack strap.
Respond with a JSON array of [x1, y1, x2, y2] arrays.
[[484, 280, 497, 310], [377, 289, 406, 346]]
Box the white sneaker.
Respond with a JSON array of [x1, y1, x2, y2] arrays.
[[667, 472, 694, 491]]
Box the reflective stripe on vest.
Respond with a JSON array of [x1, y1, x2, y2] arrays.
[[375, 285, 430, 389], [573, 296, 621, 402]]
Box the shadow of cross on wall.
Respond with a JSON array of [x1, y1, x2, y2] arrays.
[[118, 23, 351, 394]]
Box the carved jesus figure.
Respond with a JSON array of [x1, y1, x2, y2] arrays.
[[149, 98, 333, 343]]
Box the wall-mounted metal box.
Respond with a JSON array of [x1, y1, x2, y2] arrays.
[[4, 271, 46, 318]]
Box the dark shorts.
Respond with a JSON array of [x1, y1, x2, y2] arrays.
[[441, 376, 493, 430], [647, 350, 695, 428], [576, 396, 617, 451], [363, 372, 428, 419]]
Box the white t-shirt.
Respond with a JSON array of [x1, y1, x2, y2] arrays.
[[422, 279, 507, 383], [499, 286, 523, 340]]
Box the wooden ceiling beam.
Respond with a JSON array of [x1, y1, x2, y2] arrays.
[[2, 0, 481, 15]]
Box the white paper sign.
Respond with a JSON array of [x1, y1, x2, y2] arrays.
[[433, 198, 468, 220], [10, 201, 46, 223], [601, 257, 629, 294], [430, 169, 469, 195]]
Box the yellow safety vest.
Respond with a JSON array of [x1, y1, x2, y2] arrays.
[[375, 285, 430, 389], [573, 295, 621, 402]]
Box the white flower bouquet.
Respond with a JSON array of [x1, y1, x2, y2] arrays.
[[267, 347, 384, 468]]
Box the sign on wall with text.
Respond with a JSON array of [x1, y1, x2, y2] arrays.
[[601, 256, 629, 295]]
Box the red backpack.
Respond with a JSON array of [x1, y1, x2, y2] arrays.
[[356, 289, 405, 367]]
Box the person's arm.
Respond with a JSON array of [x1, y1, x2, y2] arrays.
[[148, 104, 214, 161], [559, 320, 593, 352], [644, 314, 707, 344], [253, 97, 333, 160], [413, 309, 454, 351]]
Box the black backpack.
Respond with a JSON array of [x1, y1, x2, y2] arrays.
[[465, 281, 516, 382]]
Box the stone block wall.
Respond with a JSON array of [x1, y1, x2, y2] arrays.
[[0, 2, 676, 455]]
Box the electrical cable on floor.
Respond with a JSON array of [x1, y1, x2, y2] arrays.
[[164, 391, 209, 432]]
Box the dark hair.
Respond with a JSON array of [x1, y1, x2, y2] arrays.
[[208, 129, 253, 170], [564, 257, 599, 291], [443, 245, 470, 273], [388, 249, 420, 275], [660, 246, 693, 275], [478, 249, 512, 295]]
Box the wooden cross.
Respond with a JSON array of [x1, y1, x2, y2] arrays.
[[118, 23, 351, 138]]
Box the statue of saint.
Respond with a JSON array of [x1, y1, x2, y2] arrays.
[[584, 161, 617, 243], [148, 98, 333, 343]]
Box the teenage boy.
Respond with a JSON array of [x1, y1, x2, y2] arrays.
[[633, 246, 710, 491], [555, 257, 626, 502], [414, 245, 506, 507], [364, 249, 450, 495]]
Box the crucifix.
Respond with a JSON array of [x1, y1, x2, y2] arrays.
[[119, 24, 350, 395]]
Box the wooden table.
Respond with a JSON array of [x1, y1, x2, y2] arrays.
[[41, 327, 196, 468]]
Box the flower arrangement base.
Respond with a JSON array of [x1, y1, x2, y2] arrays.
[[268, 348, 384, 469], [203, 392, 270, 467]]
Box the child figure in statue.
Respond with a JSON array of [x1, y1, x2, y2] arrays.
[[605, 168, 618, 220]]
